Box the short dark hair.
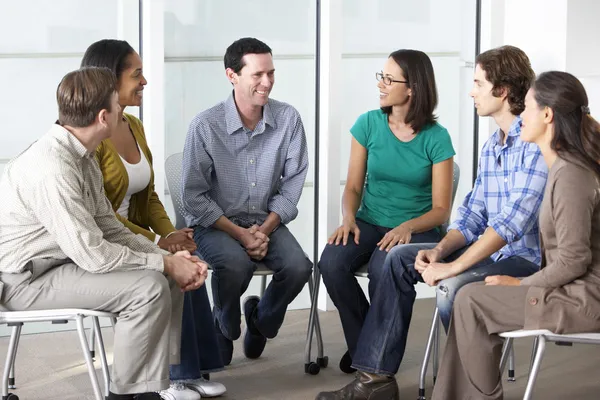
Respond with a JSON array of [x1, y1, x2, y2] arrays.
[[475, 45, 534, 115], [533, 71, 600, 178], [57, 67, 117, 128], [224, 37, 272, 74], [81, 39, 135, 81], [381, 49, 438, 133]]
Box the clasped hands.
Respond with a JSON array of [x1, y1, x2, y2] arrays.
[[158, 228, 197, 253], [239, 225, 270, 260]]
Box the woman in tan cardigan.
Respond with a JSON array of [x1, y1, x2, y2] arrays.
[[82, 40, 226, 400], [432, 71, 600, 399]]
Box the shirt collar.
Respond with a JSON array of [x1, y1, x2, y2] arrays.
[[50, 123, 95, 159], [224, 91, 276, 135], [492, 116, 522, 147]]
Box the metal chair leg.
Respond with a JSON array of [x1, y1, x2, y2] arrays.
[[92, 316, 111, 397], [529, 336, 540, 373], [432, 315, 440, 383], [304, 268, 328, 374], [2, 324, 22, 398], [89, 321, 96, 360], [499, 337, 513, 373], [260, 275, 267, 297], [523, 336, 546, 400], [418, 307, 440, 400], [508, 342, 516, 382], [75, 315, 103, 400], [8, 325, 21, 390]]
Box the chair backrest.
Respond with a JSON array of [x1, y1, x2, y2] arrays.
[[164, 152, 188, 230], [441, 161, 461, 235]]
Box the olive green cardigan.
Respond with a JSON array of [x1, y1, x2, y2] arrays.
[[95, 113, 176, 242]]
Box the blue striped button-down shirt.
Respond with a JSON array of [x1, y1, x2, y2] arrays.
[[448, 117, 548, 264], [182, 93, 309, 228]]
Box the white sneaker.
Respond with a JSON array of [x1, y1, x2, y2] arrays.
[[159, 382, 202, 400], [185, 378, 227, 397]]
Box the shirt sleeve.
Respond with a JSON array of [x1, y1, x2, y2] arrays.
[[29, 168, 166, 274], [447, 159, 488, 244], [488, 144, 547, 244], [268, 111, 309, 224], [349, 112, 370, 148], [427, 126, 456, 164], [521, 165, 596, 288], [181, 117, 225, 228]]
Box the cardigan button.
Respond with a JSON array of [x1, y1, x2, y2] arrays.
[[529, 297, 538, 306]]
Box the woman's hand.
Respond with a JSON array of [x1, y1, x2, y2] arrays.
[[159, 229, 197, 253], [377, 224, 412, 252], [328, 217, 360, 246], [485, 275, 521, 286]]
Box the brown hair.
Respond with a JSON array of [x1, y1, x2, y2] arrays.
[[57, 67, 117, 127], [381, 49, 438, 133], [476, 45, 534, 115], [533, 71, 600, 177]]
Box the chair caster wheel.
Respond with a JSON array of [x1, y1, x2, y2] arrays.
[[3, 393, 19, 400], [317, 356, 329, 368], [305, 362, 320, 375]]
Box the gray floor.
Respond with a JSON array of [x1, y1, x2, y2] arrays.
[[1, 298, 600, 400]]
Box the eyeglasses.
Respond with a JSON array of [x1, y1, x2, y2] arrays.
[[375, 72, 408, 86]]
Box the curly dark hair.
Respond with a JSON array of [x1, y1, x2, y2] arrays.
[[476, 45, 534, 115]]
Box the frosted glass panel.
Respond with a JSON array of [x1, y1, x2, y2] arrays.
[[0, 0, 124, 53]]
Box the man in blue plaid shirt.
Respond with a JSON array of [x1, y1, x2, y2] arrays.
[[317, 46, 548, 400]]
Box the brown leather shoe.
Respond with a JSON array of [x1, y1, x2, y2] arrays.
[[315, 371, 399, 400]]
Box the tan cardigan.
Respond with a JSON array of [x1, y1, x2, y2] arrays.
[[521, 156, 600, 334], [95, 113, 175, 242]]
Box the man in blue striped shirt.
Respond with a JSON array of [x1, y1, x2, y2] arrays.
[[181, 38, 311, 366], [317, 46, 548, 400]]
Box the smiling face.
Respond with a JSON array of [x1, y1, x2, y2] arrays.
[[117, 52, 147, 107], [378, 57, 411, 108], [227, 53, 275, 108], [520, 88, 550, 145]]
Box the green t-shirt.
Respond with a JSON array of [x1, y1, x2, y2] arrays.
[[352, 109, 455, 228]]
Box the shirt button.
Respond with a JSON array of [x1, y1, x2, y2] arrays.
[[504, 178, 508, 183], [249, 159, 255, 164], [251, 206, 256, 211], [251, 182, 256, 187], [529, 297, 538, 306]]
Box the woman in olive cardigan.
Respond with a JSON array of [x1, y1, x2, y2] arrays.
[[82, 39, 226, 399]]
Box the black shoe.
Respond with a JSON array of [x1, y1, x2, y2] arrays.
[[214, 317, 234, 366], [243, 295, 267, 359], [133, 393, 163, 400], [339, 350, 357, 374], [315, 371, 399, 400]]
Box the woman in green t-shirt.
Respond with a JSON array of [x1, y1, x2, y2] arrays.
[[318, 49, 456, 374]]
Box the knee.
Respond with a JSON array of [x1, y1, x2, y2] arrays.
[[135, 271, 171, 307], [318, 244, 349, 278], [284, 256, 313, 284]]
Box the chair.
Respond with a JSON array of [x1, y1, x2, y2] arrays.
[[498, 329, 600, 400], [164, 152, 326, 374], [1, 309, 116, 400]]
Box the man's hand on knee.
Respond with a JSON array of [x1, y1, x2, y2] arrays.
[[243, 225, 269, 260]]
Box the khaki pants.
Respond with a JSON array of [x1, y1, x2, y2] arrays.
[[432, 282, 529, 400], [0, 259, 184, 394]]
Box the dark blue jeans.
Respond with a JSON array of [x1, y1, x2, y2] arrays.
[[318, 218, 441, 357], [193, 224, 312, 340], [169, 285, 224, 380], [351, 242, 539, 375]]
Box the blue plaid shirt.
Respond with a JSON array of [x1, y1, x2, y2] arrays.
[[448, 117, 548, 265], [182, 92, 309, 228]]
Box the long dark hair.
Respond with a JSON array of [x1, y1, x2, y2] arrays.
[[81, 39, 135, 81], [532, 71, 600, 177], [381, 49, 438, 133]]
